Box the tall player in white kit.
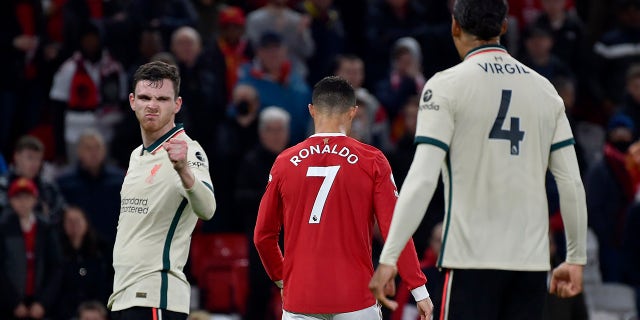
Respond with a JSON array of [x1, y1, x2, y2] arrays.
[[108, 61, 217, 320], [369, 0, 588, 319]]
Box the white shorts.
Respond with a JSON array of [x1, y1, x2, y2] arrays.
[[282, 304, 382, 320]]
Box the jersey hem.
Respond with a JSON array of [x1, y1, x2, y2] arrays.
[[438, 263, 551, 271]]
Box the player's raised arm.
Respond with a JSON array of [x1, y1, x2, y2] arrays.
[[164, 138, 217, 220]]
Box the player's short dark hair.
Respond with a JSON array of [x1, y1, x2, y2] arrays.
[[132, 61, 181, 98], [312, 76, 356, 113], [14, 135, 44, 154], [453, 0, 508, 40]]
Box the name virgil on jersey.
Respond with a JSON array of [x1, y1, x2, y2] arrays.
[[290, 143, 359, 166]]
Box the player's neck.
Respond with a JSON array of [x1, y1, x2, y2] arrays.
[[140, 122, 176, 148], [459, 38, 502, 59], [313, 119, 350, 135]]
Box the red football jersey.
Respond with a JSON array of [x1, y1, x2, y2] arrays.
[[254, 133, 426, 314]]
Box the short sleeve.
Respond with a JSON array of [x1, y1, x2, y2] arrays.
[[414, 75, 454, 152]]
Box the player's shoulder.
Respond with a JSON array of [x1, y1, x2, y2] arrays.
[[342, 137, 391, 168], [130, 145, 143, 158]]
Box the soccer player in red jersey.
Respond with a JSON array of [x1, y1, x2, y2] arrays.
[[254, 76, 434, 319]]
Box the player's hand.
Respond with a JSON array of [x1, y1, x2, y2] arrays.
[[369, 263, 399, 310], [29, 302, 45, 319], [163, 138, 188, 172], [416, 297, 435, 320], [549, 262, 583, 298]]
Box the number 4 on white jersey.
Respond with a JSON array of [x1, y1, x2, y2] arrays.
[[306, 166, 340, 224]]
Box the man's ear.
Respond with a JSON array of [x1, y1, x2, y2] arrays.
[[451, 16, 462, 38], [129, 93, 135, 111], [500, 19, 508, 37], [308, 104, 315, 118], [349, 106, 359, 120], [175, 96, 182, 114]]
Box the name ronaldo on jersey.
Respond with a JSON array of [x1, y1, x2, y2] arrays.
[[289, 143, 359, 166]]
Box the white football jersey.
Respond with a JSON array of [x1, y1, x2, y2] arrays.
[[108, 125, 215, 313], [416, 45, 574, 270]]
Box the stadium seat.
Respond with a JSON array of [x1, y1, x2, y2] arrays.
[[585, 283, 637, 320], [190, 233, 249, 314], [584, 228, 602, 286]]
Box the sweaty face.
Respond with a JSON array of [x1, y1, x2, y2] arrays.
[[130, 79, 181, 136]]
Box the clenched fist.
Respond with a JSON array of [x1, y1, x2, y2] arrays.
[[163, 138, 188, 172]]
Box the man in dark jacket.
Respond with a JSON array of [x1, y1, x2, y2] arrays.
[[0, 177, 62, 320], [235, 106, 290, 320]]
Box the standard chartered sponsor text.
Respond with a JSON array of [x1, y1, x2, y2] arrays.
[[121, 197, 150, 214]]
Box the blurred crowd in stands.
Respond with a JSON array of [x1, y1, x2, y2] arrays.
[[1, 0, 640, 319]]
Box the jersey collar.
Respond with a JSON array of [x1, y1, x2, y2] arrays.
[[141, 123, 185, 155], [310, 133, 347, 138], [464, 44, 508, 60]]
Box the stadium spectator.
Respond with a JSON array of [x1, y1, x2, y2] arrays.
[[365, 0, 428, 87], [375, 37, 425, 122], [209, 6, 252, 97], [0, 154, 7, 176], [170, 26, 226, 162], [77, 300, 108, 320], [254, 76, 432, 319], [126, 0, 198, 50], [386, 95, 444, 256], [623, 141, 640, 316], [531, 0, 589, 89], [245, 0, 315, 79], [586, 114, 638, 283], [236, 106, 290, 320], [0, 135, 65, 223], [0, 177, 62, 320], [519, 25, 574, 81], [0, 0, 49, 158], [371, 1, 588, 318], [237, 31, 311, 144], [55, 206, 110, 320], [332, 54, 392, 152], [49, 22, 128, 163], [619, 64, 640, 135], [295, 0, 346, 85], [208, 84, 262, 233], [127, 28, 166, 81], [592, 0, 640, 108], [191, 0, 223, 48], [56, 129, 124, 251]]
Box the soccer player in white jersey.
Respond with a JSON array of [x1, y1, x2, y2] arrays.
[[108, 61, 217, 320], [369, 0, 588, 319]]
